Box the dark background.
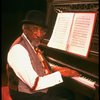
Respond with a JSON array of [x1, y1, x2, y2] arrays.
[[1, 0, 47, 75]]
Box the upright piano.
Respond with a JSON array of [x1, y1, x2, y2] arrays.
[[39, 0, 99, 100]]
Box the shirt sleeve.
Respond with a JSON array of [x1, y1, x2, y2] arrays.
[[7, 44, 63, 90], [35, 71, 63, 90], [7, 44, 38, 88]]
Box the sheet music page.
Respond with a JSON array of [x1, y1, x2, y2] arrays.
[[67, 13, 96, 56], [47, 13, 74, 50]]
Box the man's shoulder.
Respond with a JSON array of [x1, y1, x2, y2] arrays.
[[12, 36, 22, 47]]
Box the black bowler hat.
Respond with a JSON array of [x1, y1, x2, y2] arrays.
[[22, 10, 47, 28]]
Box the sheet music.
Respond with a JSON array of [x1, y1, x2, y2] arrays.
[[47, 13, 74, 50], [67, 13, 96, 56], [47, 12, 96, 57]]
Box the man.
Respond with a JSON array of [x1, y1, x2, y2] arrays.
[[7, 10, 80, 100]]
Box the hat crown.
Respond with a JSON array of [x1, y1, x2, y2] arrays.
[[22, 10, 46, 27]]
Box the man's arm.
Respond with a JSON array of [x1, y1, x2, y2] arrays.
[[51, 65, 80, 77], [7, 44, 63, 91]]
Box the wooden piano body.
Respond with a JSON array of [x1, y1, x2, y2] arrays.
[[39, 0, 99, 100]]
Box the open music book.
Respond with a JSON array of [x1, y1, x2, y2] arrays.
[[47, 12, 96, 57]]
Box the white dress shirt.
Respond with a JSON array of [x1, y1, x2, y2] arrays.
[[7, 34, 63, 91]]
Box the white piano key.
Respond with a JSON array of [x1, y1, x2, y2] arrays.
[[72, 76, 96, 89]]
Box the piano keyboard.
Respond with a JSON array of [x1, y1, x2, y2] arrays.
[[72, 76, 96, 89], [49, 62, 96, 89]]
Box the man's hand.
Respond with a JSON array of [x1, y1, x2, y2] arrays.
[[51, 66, 80, 77]]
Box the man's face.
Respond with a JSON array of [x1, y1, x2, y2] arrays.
[[32, 25, 46, 39], [28, 25, 46, 46]]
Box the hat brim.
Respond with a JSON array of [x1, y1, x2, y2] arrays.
[[22, 20, 47, 28]]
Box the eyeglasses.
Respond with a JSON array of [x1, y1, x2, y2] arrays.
[[32, 25, 46, 35]]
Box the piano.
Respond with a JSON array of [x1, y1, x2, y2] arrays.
[[39, 0, 99, 100]]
